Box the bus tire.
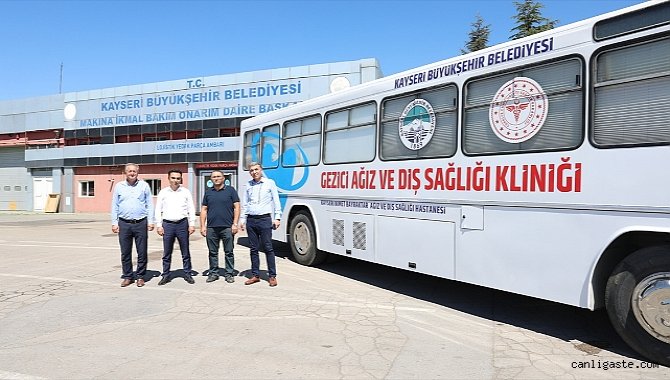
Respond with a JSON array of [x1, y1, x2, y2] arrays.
[[288, 212, 327, 266], [605, 245, 670, 366]]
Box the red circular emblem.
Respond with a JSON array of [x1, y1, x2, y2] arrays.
[[489, 77, 548, 143]]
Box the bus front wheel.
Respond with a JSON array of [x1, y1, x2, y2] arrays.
[[288, 212, 327, 266], [605, 245, 670, 366]]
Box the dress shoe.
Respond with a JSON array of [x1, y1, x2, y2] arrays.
[[158, 276, 170, 286], [184, 275, 195, 284], [268, 277, 278, 287], [136, 278, 145, 287], [244, 276, 260, 285], [206, 273, 219, 283], [120, 279, 134, 287], [225, 275, 235, 283]]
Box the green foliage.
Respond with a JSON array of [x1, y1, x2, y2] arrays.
[[510, 0, 558, 40], [461, 13, 491, 54]]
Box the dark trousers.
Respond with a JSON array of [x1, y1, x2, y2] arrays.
[[206, 227, 235, 276], [161, 219, 192, 276], [119, 219, 148, 280], [246, 216, 276, 278]]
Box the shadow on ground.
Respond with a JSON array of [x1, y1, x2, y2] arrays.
[[236, 237, 645, 362]]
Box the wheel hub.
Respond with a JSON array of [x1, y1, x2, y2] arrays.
[[632, 272, 670, 344], [293, 222, 311, 255]]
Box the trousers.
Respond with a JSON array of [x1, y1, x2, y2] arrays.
[[161, 218, 192, 276], [246, 215, 276, 278], [119, 219, 148, 279]]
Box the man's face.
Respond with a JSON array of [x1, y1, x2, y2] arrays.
[[169, 172, 182, 188], [125, 165, 138, 182], [249, 165, 262, 181], [211, 172, 224, 187]]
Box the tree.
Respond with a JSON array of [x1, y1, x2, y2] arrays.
[[461, 13, 491, 54], [510, 0, 558, 40]]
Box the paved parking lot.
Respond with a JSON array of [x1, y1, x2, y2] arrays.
[[0, 212, 668, 379]]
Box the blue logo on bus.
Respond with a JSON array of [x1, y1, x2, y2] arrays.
[[250, 131, 310, 208]]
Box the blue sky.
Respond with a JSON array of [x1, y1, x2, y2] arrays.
[[0, 0, 644, 100]]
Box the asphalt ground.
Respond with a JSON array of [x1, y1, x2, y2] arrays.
[[0, 212, 668, 379]]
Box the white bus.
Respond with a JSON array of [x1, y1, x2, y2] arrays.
[[239, 0, 670, 365]]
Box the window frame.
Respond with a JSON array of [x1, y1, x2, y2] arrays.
[[79, 180, 95, 197], [260, 124, 280, 169], [281, 113, 322, 167], [323, 101, 377, 165], [593, 1, 670, 41], [380, 83, 459, 162], [242, 129, 260, 169], [590, 34, 670, 149], [144, 179, 161, 196], [462, 55, 586, 157]]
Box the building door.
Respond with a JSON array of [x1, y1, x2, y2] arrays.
[[0, 148, 29, 211], [196, 170, 237, 211], [33, 178, 53, 211]]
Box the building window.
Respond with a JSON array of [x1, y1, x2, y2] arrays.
[[145, 179, 161, 196], [79, 181, 95, 197]]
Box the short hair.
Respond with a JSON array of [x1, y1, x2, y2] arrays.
[[248, 162, 261, 170], [168, 169, 183, 177], [211, 170, 223, 177], [124, 163, 139, 172]]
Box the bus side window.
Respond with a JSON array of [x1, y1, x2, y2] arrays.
[[282, 115, 322, 167], [463, 57, 584, 156], [592, 36, 670, 147], [380, 84, 458, 160], [243, 129, 260, 168], [324, 102, 376, 164], [261, 124, 280, 169]]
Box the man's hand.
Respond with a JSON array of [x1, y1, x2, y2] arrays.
[[112, 225, 119, 234], [157, 226, 164, 236], [148, 224, 155, 231], [200, 226, 207, 237], [188, 226, 195, 235]]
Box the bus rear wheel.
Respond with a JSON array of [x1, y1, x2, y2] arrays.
[[605, 245, 670, 366], [288, 212, 327, 266]]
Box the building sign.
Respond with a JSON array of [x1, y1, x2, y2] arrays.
[[70, 78, 306, 128], [153, 137, 236, 154], [194, 162, 238, 169]]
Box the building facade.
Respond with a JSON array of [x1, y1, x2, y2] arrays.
[[0, 59, 382, 213]]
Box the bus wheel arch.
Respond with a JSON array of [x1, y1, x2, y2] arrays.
[[592, 231, 670, 310], [605, 245, 670, 366], [288, 210, 327, 266]]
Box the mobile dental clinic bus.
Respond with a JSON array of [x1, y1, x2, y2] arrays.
[[240, 0, 670, 365]]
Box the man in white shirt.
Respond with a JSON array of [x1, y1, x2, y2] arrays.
[[154, 169, 197, 285]]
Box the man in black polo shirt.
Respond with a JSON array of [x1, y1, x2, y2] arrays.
[[200, 171, 240, 283]]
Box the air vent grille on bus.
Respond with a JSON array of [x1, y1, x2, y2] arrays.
[[353, 221, 367, 250], [332, 219, 344, 246]]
